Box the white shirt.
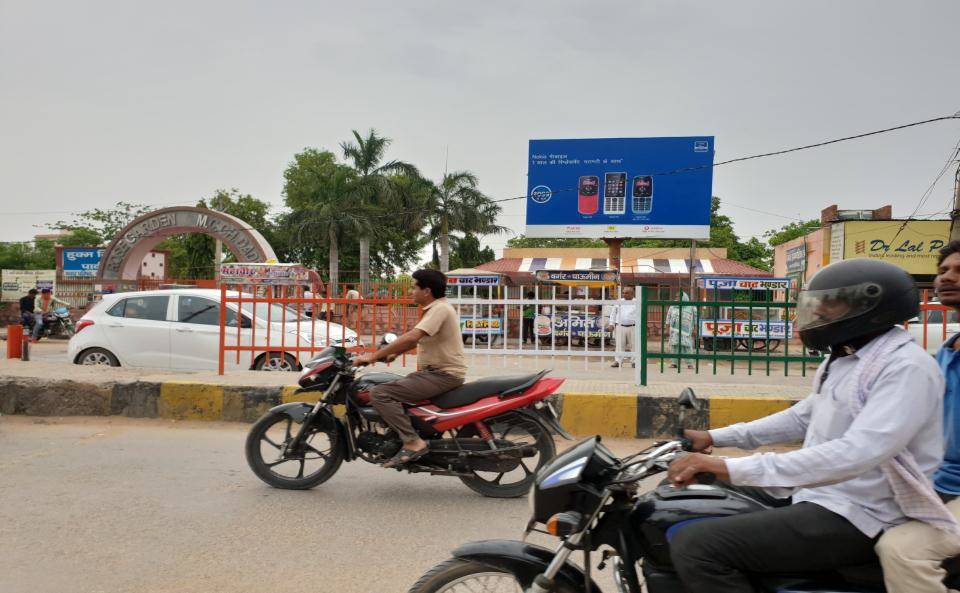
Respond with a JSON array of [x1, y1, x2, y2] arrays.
[[710, 328, 945, 537], [609, 299, 638, 326]]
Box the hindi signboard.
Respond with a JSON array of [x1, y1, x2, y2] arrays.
[[460, 317, 504, 335], [698, 276, 790, 291], [534, 270, 619, 287], [447, 275, 501, 286], [1, 270, 56, 302], [534, 314, 612, 340], [219, 263, 312, 286], [700, 319, 794, 340], [61, 248, 106, 278]]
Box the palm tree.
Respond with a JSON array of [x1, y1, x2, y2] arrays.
[[340, 129, 419, 292], [425, 171, 507, 272]]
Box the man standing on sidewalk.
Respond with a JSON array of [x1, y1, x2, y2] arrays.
[[874, 240, 960, 592], [607, 285, 637, 368]]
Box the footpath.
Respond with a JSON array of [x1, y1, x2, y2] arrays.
[[0, 343, 813, 438]]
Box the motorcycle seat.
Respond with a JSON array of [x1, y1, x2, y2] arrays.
[[430, 371, 548, 409]]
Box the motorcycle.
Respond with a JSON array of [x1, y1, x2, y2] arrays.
[[410, 388, 960, 592], [244, 336, 572, 498], [25, 307, 76, 339]]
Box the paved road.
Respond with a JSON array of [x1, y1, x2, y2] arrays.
[[2, 417, 685, 593]]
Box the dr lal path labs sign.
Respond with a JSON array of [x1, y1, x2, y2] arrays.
[[525, 137, 714, 239]]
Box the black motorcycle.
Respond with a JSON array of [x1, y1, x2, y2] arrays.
[[24, 307, 76, 340], [409, 388, 960, 593]]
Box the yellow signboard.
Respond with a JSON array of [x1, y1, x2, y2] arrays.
[[841, 220, 949, 275]]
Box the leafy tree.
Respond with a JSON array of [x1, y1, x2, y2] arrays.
[[0, 240, 56, 270], [505, 235, 605, 248], [49, 201, 153, 245], [421, 170, 506, 272], [764, 219, 820, 246], [446, 233, 496, 270], [340, 129, 420, 291]]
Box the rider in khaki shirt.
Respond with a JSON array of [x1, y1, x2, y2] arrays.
[[354, 269, 466, 468]]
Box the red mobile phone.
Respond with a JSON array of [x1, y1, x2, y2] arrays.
[[578, 175, 599, 215]]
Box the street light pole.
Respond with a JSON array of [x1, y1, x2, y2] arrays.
[[951, 164, 960, 243]]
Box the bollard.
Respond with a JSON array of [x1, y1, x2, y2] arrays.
[[21, 332, 30, 361], [6, 324, 23, 359]]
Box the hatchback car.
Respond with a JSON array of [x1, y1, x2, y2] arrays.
[[68, 289, 360, 371]]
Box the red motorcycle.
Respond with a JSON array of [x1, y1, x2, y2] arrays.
[[245, 343, 571, 498]]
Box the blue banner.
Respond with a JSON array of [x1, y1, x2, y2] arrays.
[[62, 248, 105, 278], [526, 137, 714, 239]]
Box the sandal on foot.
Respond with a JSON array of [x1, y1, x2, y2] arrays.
[[383, 446, 429, 468]]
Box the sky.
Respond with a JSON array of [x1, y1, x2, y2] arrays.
[[2, 0, 959, 265]]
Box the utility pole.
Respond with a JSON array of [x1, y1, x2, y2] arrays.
[[951, 164, 960, 243], [688, 239, 697, 298]]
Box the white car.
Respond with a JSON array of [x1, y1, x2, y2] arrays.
[[68, 289, 360, 371], [906, 302, 959, 355]]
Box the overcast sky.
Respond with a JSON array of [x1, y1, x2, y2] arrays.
[[2, 0, 959, 263]]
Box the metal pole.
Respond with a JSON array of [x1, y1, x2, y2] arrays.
[[688, 239, 697, 298], [951, 165, 960, 243]]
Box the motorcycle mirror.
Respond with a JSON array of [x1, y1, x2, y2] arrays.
[[677, 387, 700, 410], [380, 333, 398, 346]]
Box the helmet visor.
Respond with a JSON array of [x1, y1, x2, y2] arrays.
[[796, 282, 883, 332]]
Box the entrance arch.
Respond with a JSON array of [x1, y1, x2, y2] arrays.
[[96, 206, 277, 282]]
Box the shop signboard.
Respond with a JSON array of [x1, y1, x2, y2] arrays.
[[526, 137, 714, 239], [700, 319, 793, 340], [534, 314, 612, 340], [447, 275, 501, 286], [460, 317, 504, 335], [698, 276, 791, 291], [840, 220, 948, 275], [785, 245, 806, 274], [219, 263, 312, 285]]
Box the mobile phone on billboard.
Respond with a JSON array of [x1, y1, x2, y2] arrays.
[[632, 175, 653, 214], [578, 175, 599, 215], [603, 172, 627, 215]]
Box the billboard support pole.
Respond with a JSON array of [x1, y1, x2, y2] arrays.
[[688, 240, 697, 298], [604, 238, 623, 282]]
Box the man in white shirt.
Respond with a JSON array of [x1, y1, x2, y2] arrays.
[[607, 285, 637, 368], [665, 259, 948, 593]]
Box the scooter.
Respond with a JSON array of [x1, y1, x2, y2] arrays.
[[408, 388, 960, 592]]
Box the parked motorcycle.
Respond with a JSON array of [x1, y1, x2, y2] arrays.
[[25, 307, 76, 339], [409, 388, 960, 592], [244, 337, 571, 498]]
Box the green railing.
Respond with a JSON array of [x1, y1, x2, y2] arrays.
[[638, 286, 824, 386]]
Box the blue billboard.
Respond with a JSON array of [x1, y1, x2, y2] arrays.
[[62, 248, 105, 278], [525, 137, 714, 239]]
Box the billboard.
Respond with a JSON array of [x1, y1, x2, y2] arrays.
[[62, 248, 105, 278], [837, 220, 949, 275], [526, 137, 714, 239]]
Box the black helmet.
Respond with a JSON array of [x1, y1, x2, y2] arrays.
[[797, 259, 918, 351]]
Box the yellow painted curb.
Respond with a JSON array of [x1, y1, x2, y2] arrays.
[[709, 396, 792, 429], [560, 392, 637, 438], [159, 382, 224, 421]]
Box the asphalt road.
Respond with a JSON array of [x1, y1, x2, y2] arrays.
[[1, 417, 677, 593]]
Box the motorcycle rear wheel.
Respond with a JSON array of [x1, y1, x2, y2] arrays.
[[245, 410, 344, 489], [408, 558, 579, 593], [458, 414, 555, 499]]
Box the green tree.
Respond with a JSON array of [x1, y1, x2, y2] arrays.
[[0, 240, 56, 270], [49, 201, 153, 245], [447, 233, 496, 270], [764, 219, 820, 246], [505, 235, 605, 248], [340, 129, 420, 290], [422, 170, 506, 272]]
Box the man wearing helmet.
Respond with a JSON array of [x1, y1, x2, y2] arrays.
[[666, 259, 951, 593]]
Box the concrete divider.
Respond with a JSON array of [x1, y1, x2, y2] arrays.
[[0, 377, 798, 438]]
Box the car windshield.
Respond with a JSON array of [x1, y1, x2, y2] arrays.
[[239, 301, 310, 323]]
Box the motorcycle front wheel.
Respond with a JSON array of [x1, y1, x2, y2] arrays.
[[245, 410, 345, 489], [408, 558, 579, 593]]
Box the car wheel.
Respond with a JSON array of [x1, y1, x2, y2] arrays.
[[77, 348, 120, 367], [254, 352, 300, 372]]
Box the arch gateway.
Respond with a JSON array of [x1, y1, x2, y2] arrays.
[[96, 206, 277, 282]]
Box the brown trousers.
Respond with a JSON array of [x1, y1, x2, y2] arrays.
[[370, 368, 464, 443]]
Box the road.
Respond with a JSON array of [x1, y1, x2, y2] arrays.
[[2, 417, 682, 593]]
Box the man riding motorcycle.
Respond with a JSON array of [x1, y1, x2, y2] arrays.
[[667, 259, 954, 593], [353, 269, 466, 469]]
